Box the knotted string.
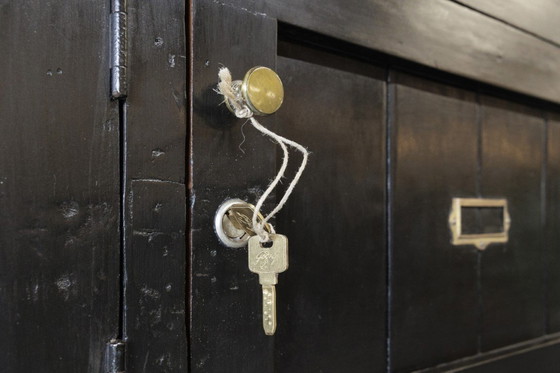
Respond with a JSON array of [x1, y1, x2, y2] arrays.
[[216, 67, 309, 242]]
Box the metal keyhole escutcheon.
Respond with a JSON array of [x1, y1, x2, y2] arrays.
[[214, 199, 274, 248]]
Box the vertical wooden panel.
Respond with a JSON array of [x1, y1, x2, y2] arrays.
[[545, 114, 560, 332], [275, 55, 386, 371], [126, 0, 187, 182], [0, 1, 120, 372], [127, 180, 186, 371], [480, 97, 545, 350], [190, 2, 277, 372], [391, 73, 479, 371], [124, 0, 187, 371]]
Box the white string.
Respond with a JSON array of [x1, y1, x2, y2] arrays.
[[216, 67, 309, 242]]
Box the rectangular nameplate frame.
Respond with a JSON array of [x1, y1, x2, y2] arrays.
[[449, 198, 511, 250]]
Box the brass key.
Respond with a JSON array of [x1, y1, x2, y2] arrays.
[[248, 234, 289, 335]]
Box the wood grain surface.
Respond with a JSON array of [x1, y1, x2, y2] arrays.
[[546, 114, 560, 334], [124, 0, 188, 371], [275, 53, 387, 372], [0, 1, 120, 371], [390, 73, 479, 371], [212, 0, 560, 104], [479, 97, 546, 351], [190, 2, 277, 372], [456, 0, 560, 46]]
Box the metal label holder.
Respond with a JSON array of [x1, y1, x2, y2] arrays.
[[448, 198, 511, 250]]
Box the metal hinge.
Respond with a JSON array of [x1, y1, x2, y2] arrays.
[[111, 0, 128, 98], [105, 339, 126, 373]]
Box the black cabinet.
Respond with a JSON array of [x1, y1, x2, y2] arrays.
[[3, 0, 560, 372]]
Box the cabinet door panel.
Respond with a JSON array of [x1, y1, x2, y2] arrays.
[[391, 73, 479, 371], [480, 97, 545, 350], [275, 55, 386, 372], [547, 115, 560, 332], [0, 1, 119, 371], [190, 2, 278, 372]]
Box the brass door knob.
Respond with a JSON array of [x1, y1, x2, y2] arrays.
[[225, 66, 284, 116]]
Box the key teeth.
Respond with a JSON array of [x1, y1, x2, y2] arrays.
[[262, 285, 276, 336]]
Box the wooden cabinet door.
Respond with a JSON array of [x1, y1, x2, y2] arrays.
[[0, 1, 120, 371], [190, 1, 560, 372], [479, 98, 546, 351], [390, 73, 479, 371], [0, 1, 189, 372], [191, 3, 387, 371], [273, 50, 387, 372]]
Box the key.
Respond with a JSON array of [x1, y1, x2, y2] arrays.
[[227, 203, 274, 237], [248, 233, 289, 335]]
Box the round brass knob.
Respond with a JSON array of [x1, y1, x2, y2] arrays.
[[241, 66, 284, 116], [218, 66, 284, 115], [222, 66, 284, 116]]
